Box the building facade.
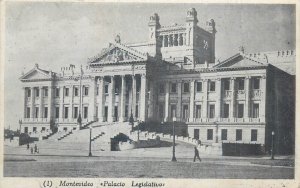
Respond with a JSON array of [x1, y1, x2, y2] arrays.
[[19, 8, 295, 154]]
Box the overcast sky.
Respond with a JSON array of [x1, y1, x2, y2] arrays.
[[4, 2, 295, 129]]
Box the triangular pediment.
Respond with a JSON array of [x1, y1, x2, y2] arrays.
[[214, 53, 267, 69], [88, 43, 148, 64], [20, 66, 52, 81]]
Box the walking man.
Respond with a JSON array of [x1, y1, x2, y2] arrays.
[[193, 146, 201, 162]]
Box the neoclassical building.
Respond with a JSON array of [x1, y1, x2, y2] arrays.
[[20, 8, 295, 154]]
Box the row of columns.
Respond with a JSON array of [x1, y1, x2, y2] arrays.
[[161, 33, 187, 47]]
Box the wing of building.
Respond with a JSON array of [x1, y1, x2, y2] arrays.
[[19, 8, 295, 155]]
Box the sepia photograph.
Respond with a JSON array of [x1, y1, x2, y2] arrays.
[[1, 1, 298, 187]]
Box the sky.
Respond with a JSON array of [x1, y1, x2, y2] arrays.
[[4, 2, 296, 130]]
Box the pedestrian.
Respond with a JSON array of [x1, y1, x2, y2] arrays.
[[27, 143, 29, 150], [193, 146, 201, 162], [34, 144, 38, 153]]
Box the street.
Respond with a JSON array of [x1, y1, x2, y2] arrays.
[[4, 155, 294, 179]]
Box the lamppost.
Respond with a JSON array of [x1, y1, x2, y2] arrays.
[[271, 131, 275, 160], [89, 126, 92, 157], [171, 117, 177, 162], [18, 119, 22, 134]]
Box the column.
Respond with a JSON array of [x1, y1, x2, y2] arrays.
[[189, 80, 195, 122], [244, 77, 251, 119], [132, 75, 137, 118], [31, 87, 35, 119], [98, 77, 105, 122], [89, 78, 96, 121], [215, 78, 222, 119], [162, 35, 166, 47], [260, 76, 266, 121], [139, 74, 147, 121], [59, 86, 64, 120], [119, 75, 126, 122], [148, 80, 155, 120], [176, 81, 182, 120], [164, 81, 170, 122], [202, 80, 208, 118], [23, 87, 26, 119], [183, 33, 186, 46], [39, 86, 43, 119], [69, 85, 74, 121], [107, 76, 115, 122], [48, 85, 53, 120], [230, 78, 236, 119]]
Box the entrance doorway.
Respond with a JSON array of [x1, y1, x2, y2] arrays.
[[104, 106, 108, 122], [114, 106, 118, 122]]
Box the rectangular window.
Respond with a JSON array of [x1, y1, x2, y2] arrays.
[[207, 129, 213, 140], [183, 83, 190, 93], [64, 107, 69, 119], [44, 88, 48, 97], [105, 85, 109, 94], [24, 127, 28, 133], [253, 77, 260, 89], [224, 79, 230, 90], [171, 105, 176, 118], [74, 107, 78, 119], [84, 106, 88, 119], [221, 129, 227, 140], [253, 103, 259, 118], [251, 129, 258, 141], [84, 86, 89, 96], [55, 88, 60, 97], [42, 127, 46, 131], [74, 87, 79, 96], [196, 82, 202, 92], [55, 107, 59, 119], [236, 129, 242, 141], [183, 105, 189, 119], [44, 107, 48, 118], [27, 89, 31, 97], [209, 104, 215, 118], [237, 78, 245, 90], [159, 84, 165, 94], [237, 104, 244, 118], [171, 83, 177, 93], [65, 88, 69, 97], [223, 104, 229, 118], [35, 107, 39, 118], [96, 86, 99, 96], [194, 129, 200, 140], [209, 81, 215, 92], [26, 107, 30, 118], [33, 127, 37, 132], [35, 88, 39, 97], [195, 105, 201, 118]]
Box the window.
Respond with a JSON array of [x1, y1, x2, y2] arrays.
[[55, 88, 60, 97], [183, 83, 190, 93], [27, 89, 31, 97], [196, 82, 202, 92], [42, 127, 46, 131], [74, 87, 79, 96], [252, 103, 259, 118], [195, 105, 201, 118], [171, 83, 177, 93], [96, 86, 99, 96], [251, 129, 258, 141], [159, 84, 165, 94], [194, 129, 200, 140], [74, 107, 78, 119], [209, 81, 215, 92], [221, 129, 227, 140], [253, 77, 260, 89], [64, 107, 69, 119], [105, 85, 109, 94], [171, 105, 176, 118], [84, 106, 88, 119], [236, 129, 242, 141], [237, 104, 244, 118], [125, 105, 128, 118], [183, 105, 189, 119], [35, 107, 39, 118], [224, 79, 230, 90], [84, 86, 89, 96], [44, 107, 48, 118], [26, 107, 30, 118], [44, 88, 48, 97], [237, 78, 245, 90], [209, 104, 215, 118], [24, 127, 28, 133], [223, 104, 229, 118], [65, 88, 69, 97], [55, 107, 59, 119], [35, 88, 39, 97], [207, 129, 213, 140], [33, 127, 37, 132]]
